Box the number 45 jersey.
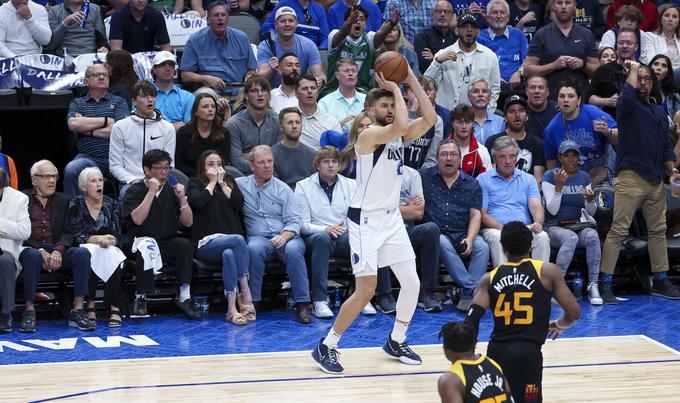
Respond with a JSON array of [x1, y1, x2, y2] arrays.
[[489, 258, 552, 345]]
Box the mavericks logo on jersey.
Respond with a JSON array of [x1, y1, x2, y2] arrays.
[[387, 145, 404, 175]]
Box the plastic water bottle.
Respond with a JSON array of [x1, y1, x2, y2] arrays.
[[572, 272, 583, 300], [286, 291, 294, 310], [334, 286, 342, 308], [79, 0, 90, 28], [200, 296, 209, 315]]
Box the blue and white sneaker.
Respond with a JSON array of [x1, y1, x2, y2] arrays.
[[383, 336, 422, 365], [311, 338, 344, 374]]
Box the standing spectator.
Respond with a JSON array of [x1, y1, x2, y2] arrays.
[[450, 104, 492, 178], [256, 6, 326, 89], [383, 0, 437, 43], [650, 54, 680, 119], [477, 136, 550, 267], [272, 107, 316, 189], [107, 49, 138, 110], [109, 81, 176, 195], [599, 5, 654, 64], [295, 146, 356, 319], [403, 77, 444, 169], [227, 75, 281, 175], [414, 0, 458, 74], [523, 0, 599, 100], [0, 0, 51, 58], [109, 0, 170, 53], [152, 51, 195, 130], [525, 75, 558, 139], [574, 0, 606, 40], [541, 140, 602, 305], [296, 74, 342, 151], [236, 145, 312, 323], [175, 93, 231, 178], [122, 150, 200, 319], [650, 4, 680, 70], [261, 0, 329, 48], [606, 0, 658, 32], [318, 58, 367, 127], [180, 1, 256, 96], [424, 13, 501, 112], [328, 0, 383, 33], [0, 134, 18, 189], [269, 53, 301, 114], [485, 94, 546, 183], [599, 60, 680, 302], [46, 0, 109, 58], [20, 160, 93, 332], [468, 79, 505, 144], [509, 0, 544, 43], [64, 63, 129, 198], [188, 150, 255, 325], [0, 168, 30, 333], [420, 139, 489, 311]]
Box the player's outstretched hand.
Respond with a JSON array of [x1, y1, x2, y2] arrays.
[[547, 320, 564, 340], [375, 72, 400, 93]]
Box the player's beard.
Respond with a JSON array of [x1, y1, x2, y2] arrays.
[[375, 115, 391, 126]]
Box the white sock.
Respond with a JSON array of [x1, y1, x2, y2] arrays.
[[179, 284, 191, 302], [135, 293, 146, 299], [323, 328, 342, 349], [391, 320, 409, 344]]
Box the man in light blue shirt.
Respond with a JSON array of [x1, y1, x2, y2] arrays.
[[235, 145, 312, 323], [476, 136, 550, 267], [318, 59, 366, 127], [152, 51, 195, 129], [180, 1, 257, 95]]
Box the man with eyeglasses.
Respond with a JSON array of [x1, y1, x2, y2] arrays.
[[420, 138, 489, 312], [414, 0, 458, 74], [18, 160, 94, 332], [64, 63, 129, 198], [261, 0, 329, 49]]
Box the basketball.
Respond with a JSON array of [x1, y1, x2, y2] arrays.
[[374, 51, 408, 83]]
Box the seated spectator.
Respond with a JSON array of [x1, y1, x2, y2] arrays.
[[485, 95, 545, 183], [318, 58, 366, 128], [152, 51, 195, 130], [295, 146, 356, 319], [468, 79, 505, 144], [181, 0, 249, 17], [403, 77, 443, 169], [109, 0, 171, 53], [175, 93, 231, 178], [339, 112, 374, 178], [270, 52, 301, 114], [477, 136, 550, 267], [227, 75, 282, 175], [544, 79, 618, 185], [257, 6, 326, 89], [0, 0, 51, 58], [107, 49, 139, 110], [375, 20, 420, 74], [296, 74, 342, 150], [414, 0, 458, 74], [606, 0, 657, 32], [541, 140, 602, 305], [188, 150, 255, 325], [0, 168, 30, 333], [590, 28, 639, 117], [599, 5, 653, 65], [420, 139, 489, 311], [650, 4, 680, 70], [180, 1, 256, 96], [261, 0, 329, 48], [65, 63, 129, 198], [68, 167, 126, 327], [449, 104, 492, 178], [122, 149, 200, 319], [0, 133, 18, 189], [525, 75, 558, 139], [19, 160, 93, 332], [321, 6, 392, 97], [573, 0, 606, 40], [650, 54, 680, 119], [424, 13, 501, 112], [272, 107, 316, 189], [327, 0, 383, 33], [383, 0, 436, 43], [598, 47, 616, 65], [509, 0, 544, 43], [109, 81, 176, 195], [46, 0, 109, 58], [477, 0, 528, 102], [236, 145, 312, 323]]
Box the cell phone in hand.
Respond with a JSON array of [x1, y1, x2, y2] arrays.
[[168, 175, 177, 186]]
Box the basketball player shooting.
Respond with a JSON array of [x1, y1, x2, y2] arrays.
[[312, 65, 437, 375]]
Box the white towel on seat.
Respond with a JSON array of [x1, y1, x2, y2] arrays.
[[131, 237, 163, 274]]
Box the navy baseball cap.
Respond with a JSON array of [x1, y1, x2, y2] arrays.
[[558, 140, 580, 155], [458, 13, 478, 27], [503, 95, 528, 113]]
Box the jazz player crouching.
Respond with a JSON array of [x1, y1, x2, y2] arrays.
[[312, 65, 437, 374], [466, 222, 580, 403]]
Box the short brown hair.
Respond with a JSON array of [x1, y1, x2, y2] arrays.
[[335, 58, 357, 72], [244, 74, 271, 93], [615, 5, 643, 24], [451, 104, 474, 123], [313, 146, 340, 170], [365, 88, 393, 107], [279, 107, 302, 124], [132, 80, 157, 97]]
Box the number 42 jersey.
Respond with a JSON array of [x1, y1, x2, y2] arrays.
[[489, 258, 552, 345]]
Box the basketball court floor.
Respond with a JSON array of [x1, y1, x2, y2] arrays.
[[3, 295, 680, 402]]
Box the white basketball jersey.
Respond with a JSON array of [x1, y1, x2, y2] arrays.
[[350, 138, 404, 211]]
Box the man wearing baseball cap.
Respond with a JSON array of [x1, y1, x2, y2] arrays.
[[261, 0, 329, 48], [485, 94, 546, 184], [152, 51, 195, 130]]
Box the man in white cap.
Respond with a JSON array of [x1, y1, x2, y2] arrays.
[[152, 50, 195, 130]]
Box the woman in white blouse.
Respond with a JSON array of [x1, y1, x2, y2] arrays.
[[651, 4, 680, 69]]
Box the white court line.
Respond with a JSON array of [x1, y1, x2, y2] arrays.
[[640, 334, 680, 356]]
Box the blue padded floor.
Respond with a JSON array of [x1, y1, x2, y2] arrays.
[[1, 295, 679, 365]]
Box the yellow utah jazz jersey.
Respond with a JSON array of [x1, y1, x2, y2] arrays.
[[489, 258, 551, 345], [448, 355, 511, 403]]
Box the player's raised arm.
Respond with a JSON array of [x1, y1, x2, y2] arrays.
[[403, 67, 437, 143], [543, 262, 581, 339]]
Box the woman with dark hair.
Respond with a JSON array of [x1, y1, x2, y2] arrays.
[[651, 4, 680, 69], [650, 54, 680, 117], [187, 150, 254, 325], [106, 49, 139, 109], [598, 47, 617, 65], [175, 93, 232, 177]]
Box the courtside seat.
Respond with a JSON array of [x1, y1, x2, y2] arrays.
[[0, 88, 21, 109], [25, 89, 74, 109]]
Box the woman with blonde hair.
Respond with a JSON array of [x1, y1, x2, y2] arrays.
[[375, 22, 420, 75], [651, 4, 680, 69], [340, 112, 374, 178]]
